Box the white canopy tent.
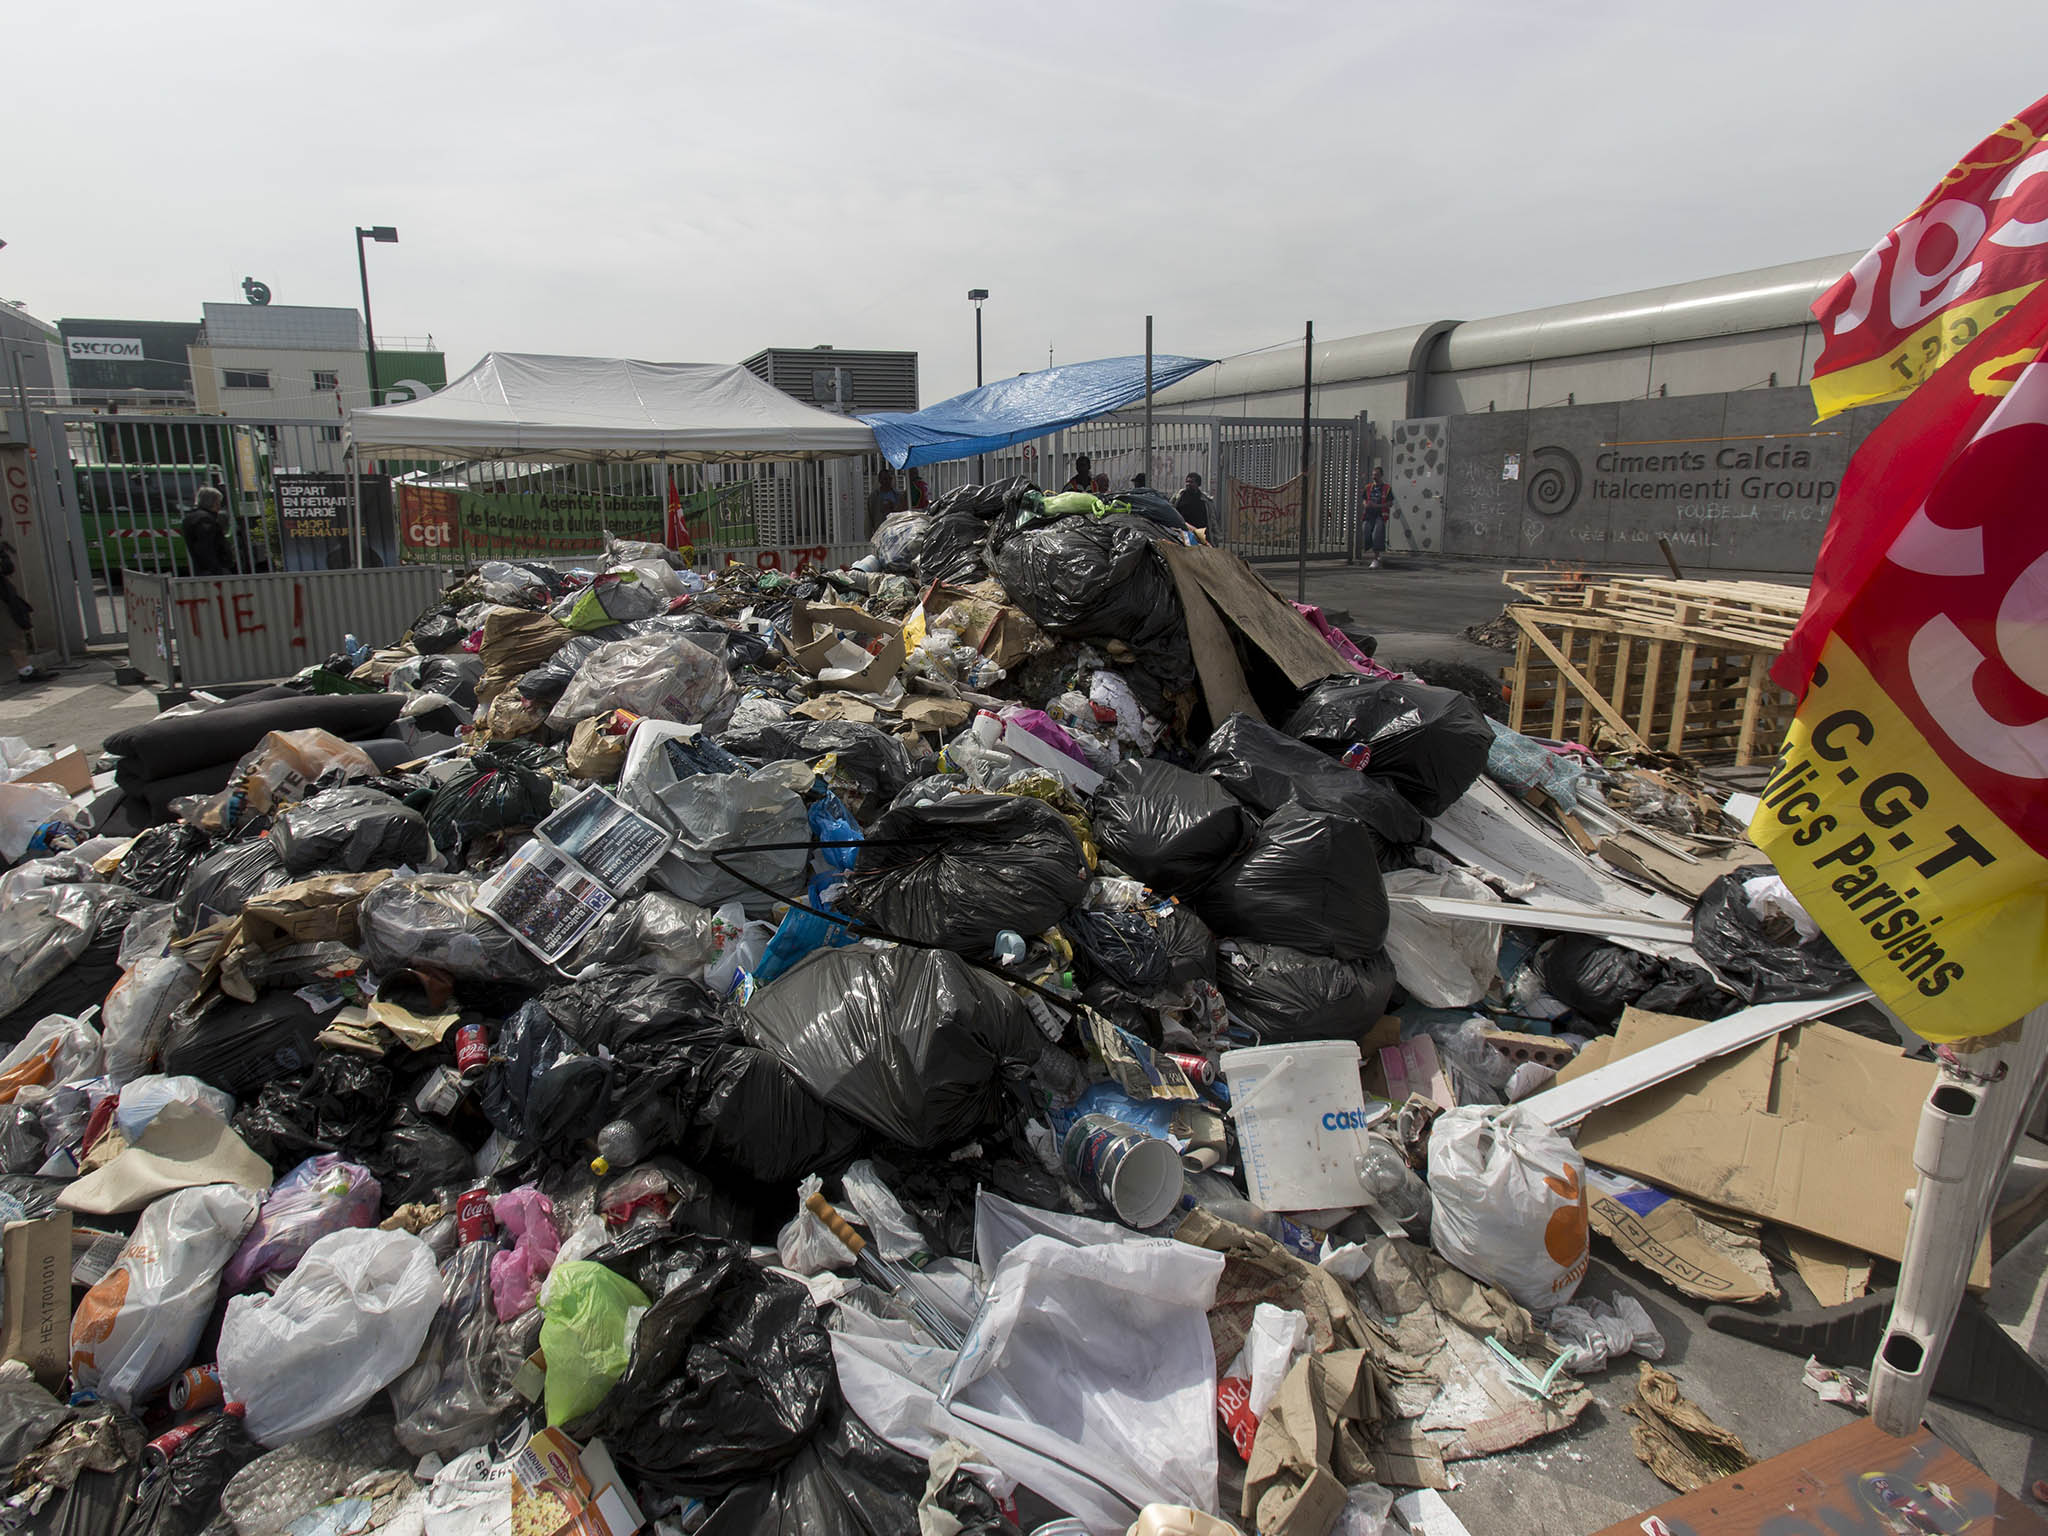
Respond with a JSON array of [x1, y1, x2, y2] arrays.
[[346, 352, 878, 462]]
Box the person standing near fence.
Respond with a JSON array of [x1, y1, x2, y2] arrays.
[[1175, 472, 1211, 534], [866, 468, 905, 536], [1360, 465, 1395, 568], [0, 543, 46, 684], [182, 486, 237, 576]]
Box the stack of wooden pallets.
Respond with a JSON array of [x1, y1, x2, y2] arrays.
[[1498, 571, 1810, 766]]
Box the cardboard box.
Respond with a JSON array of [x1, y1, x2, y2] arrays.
[[2, 1213, 73, 1389], [1561, 1009, 1989, 1285], [1583, 1166, 1773, 1304], [11, 748, 92, 797], [783, 603, 903, 694], [511, 1428, 644, 1536]]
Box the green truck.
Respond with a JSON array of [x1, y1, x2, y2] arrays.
[[74, 463, 272, 578]]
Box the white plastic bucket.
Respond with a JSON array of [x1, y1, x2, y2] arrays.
[[1221, 1041, 1373, 1212]]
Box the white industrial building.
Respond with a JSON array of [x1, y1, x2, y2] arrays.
[[187, 303, 370, 468]]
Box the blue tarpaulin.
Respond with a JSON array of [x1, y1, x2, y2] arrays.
[[859, 353, 1214, 470]]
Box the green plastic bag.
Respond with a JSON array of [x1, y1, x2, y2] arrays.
[[538, 1261, 650, 1426]]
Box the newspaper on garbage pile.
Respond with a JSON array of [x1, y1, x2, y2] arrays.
[[476, 785, 673, 961]]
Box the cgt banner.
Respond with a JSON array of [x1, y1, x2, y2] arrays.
[[398, 485, 664, 560], [1751, 287, 2048, 1041], [1809, 93, 2048, 420]]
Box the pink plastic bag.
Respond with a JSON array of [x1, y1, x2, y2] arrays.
[[222, 1155, 381, 1294], [998, 707, 1092, 769], [1294, 602, 1399, 680], [490, 1185, 561, 1321]]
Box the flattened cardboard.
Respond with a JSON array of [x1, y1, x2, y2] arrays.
[[12, 748, 91, 797], [1381, 1038, 1453, 1111], [783, 602, 904, 694], [1566, 1009, 1989, 1285], [1, 1213, 71, 1389], [1584, 1165, 1774, 1305]]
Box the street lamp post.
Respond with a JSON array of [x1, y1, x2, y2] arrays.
[[968, 288, 988, 482], [354, 225, 399, 403]]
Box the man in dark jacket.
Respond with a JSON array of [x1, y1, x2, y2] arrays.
[[181, 487, 237, 576], [1174, 472, 1211, 533]]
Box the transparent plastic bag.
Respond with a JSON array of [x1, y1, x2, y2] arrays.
[[777, 1174, 856, 1275], [1380, 867, 1501, 1008], [102, 956, 203, 1085], [537, 1260, 649, 1427], [112, 1073, 234, 1140], [650, 770, 808, 916], [180, 728, 380, 834], [219, 1227, 441, 1446], [391, 1240, 516, 1457], [223, 1156, 382, 1295], [0, 883, 109, 1020], [69, 1182, 262, 1408], [547, 632, 734, 731], [0, 1010, 102, 1104]]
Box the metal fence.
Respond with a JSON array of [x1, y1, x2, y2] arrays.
[[917, 413, 1368, 562]]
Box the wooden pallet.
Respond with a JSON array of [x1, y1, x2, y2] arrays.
[[1505, 608, 1795, 765]]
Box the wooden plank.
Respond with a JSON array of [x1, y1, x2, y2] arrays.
[[1665, 641, 1697, 752], [1162, 542, 1350, 688], [1161, 549, 1261, 725], [1610, 634, 1632, 721], [1513, 612, 1649, 751], [1734, 651, 1772, 767], [1509, 635, 1529, 733], [1549, 624, 1569, 740], [1636, 639, 1664, 740]]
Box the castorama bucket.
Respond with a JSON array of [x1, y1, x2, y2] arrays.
[[1219, 1041, 1374, 1211]]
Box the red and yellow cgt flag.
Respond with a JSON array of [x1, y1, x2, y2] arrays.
[[1754, 287, 2048, 1040], [1809, 94, 2048, 420]]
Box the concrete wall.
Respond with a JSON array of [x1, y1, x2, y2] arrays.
[[1423, 386, 1890, 573]]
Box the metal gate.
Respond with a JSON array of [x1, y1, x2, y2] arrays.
[[916, 412, 1369, 563]]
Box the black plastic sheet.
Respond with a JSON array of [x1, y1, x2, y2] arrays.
[[842, 795, 1087, 954], [1693, 865, 1860, 1004], [112, 823, 213, 901], [1196, 802, 1389, 960], [117, 1411, 261, 1536]]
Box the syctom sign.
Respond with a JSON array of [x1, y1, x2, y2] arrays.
[[65, 337, 144, 361]]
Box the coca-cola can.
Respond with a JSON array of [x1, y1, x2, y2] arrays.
[[456, 1186, 495, 1244], [143, 1417, 210, 1471], [454, 1022, 489, 1076], [1166, 1051, 1214, 1089], [168, 1363, 222, 1412]]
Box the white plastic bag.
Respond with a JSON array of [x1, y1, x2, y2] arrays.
[[112, 1073, 234, 1141], [776, 1174, 856, 1275], [547, 632, 733, 731], [423, 1447, 512, 1536], [1426, 1104, 1589, 1314], [69, 1182, 261, 1407], [0, 1012, 102, 1103], [842, 1158, 925, 1262], [1549, 1293, 1666, 1374], [219, 1227, 441, 1446], [1381, 867, 1501, 1008], [101, 956, 201, 1085], [0, 782, 76, 862]]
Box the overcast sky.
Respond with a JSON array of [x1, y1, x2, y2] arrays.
[[6, 0, 2046, 402]]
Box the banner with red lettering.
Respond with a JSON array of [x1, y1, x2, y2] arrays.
[[1751, 286, 2048, 1040], [1808, 93, 2048, 420], [1224, 472, 1316, 548]]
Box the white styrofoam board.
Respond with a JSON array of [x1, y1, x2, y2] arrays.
[[1390, 892, 1695, 945], [1521, 988, 1875, 1130]]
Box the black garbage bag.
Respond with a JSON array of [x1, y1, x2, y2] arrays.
[[478, 998, 578, 1144], [931, 477, 1036, 523], [719, 719, 916, 812], [1065, 907, 1171, 994], [174, 836, 292, 935], [1197, 713, 1426, 847], [357, 873, 549, 984], [271, 785, 433, 874], [1195, 801, 1389, 959], [699, 1392, 1015, 1536], [408, 652, 484, 709], [841, 795, 1088, 954], [914, 509, 989, 587], [410, 607, 469, 654], [742, 945, 1041, 1148], [1281, 677, 1493, 817], [117, 1409, 262, 1536], [527, 1055, 617, 1163], [869, 1149, 1071, 1262], [569, 1230, 835, 1497], [987, 513, 1196, 702], [540, 970, 721, 1054], [232, 1052, 393, 1165], [1090, 759, 1252, 894], [1105, 486, 1187, 529], [1157, 900, 1218, 985], [518, 627, 624, 702], [1692, 865, 1860, 1004], [1216, 939, 1397, 1043], [424, 751, 555, 866], [161, 990, 327, 1096], [375, 1107, 479, 1210], [1636, 960, 1737, 1019], [1534, 935, 1662, 1028], [112, 823, 212, 900]]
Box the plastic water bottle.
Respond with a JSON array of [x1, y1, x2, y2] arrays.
[[341, 632, 371, 668], [589, 1118, 645, 1176], [993, 930, 1026, 965], [1356, 1136, 1429, 1226]]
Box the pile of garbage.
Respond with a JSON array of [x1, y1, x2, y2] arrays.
[[0, 496, 1902, 1536]]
